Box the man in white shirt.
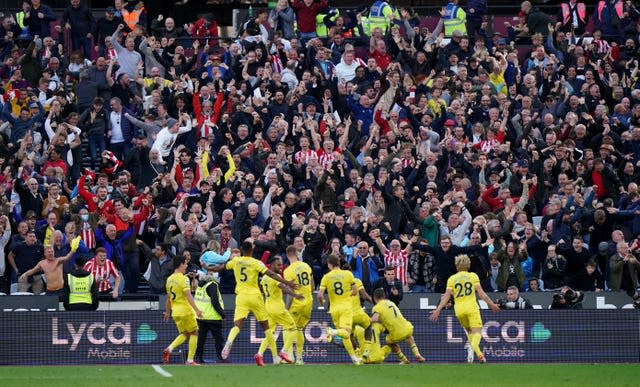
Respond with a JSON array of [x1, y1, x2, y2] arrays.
[[151, 114, 193, 164]]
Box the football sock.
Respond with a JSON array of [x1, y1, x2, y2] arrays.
[[410, 344, 422, 358], [354, 326, 366, 349], [335, 329, 356, 357], [470, 332, 482, 357], [168, 334, 187, 352], [394, 348, 408, 363], [283, 329, 295, 354], [227, 326, 240, 345], [264, 328, 278, 358], [257, 332, 270, 356], [187, 335, 197, 362], [296, 329, 305, 358]]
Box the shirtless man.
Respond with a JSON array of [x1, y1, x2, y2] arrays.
[[20, 242, 79, 296]]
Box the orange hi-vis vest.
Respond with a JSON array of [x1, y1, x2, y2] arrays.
[[122, 8, 144, 31]]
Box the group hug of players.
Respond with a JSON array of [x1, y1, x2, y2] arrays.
[[162, 241, 500, 365]]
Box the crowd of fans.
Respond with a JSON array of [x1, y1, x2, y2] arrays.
[[0, 0, 639, 302]]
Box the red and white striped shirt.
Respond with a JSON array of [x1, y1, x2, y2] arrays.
[[384, 250, 409, 287], [295, 149, 317, 165], [84, 258, 120, 293], [80, 222, 95, 249]]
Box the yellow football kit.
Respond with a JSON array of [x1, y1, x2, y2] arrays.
[[320, 269, 356, 330], [166, 272, 197, 333], [226, 256, 269, 321], [284, 261, 313, 328], [371, 299, 413, 344], [446, 271, 482, 329]]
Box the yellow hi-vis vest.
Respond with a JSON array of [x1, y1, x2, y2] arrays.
[[316, 10, 339, 38], [195, 280, 224, 320], [369, 0, 393, 35], [443, 2, 467, 37], [68, 273, 94, 304]]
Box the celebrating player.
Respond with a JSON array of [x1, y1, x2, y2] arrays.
[[350, 275, 372, 352], [429, 254, 501, 363], [361, 323, 391, 364], [317, 255, 361, 365], [283, 245, 314, 365], [370, 288, 425, 363], [256, 255, 304, 365], [163, 254, 204, 365], [211, 241, 297, 364]]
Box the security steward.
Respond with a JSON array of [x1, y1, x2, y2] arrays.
[[63, 256, 99, 311], [194, 272, 226, 363]]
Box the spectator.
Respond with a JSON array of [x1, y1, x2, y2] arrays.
[[373, 266, 403, 305], [138, 240, 172, 294], [442, 0, 467, 38], [7, 230, 44, 293], [520, 1, 552, 37], [23, 0, 56, 38], [269, 0, 296, 41], [593, 0, 625, 42], [292, 0, 328, 44], [83, 246, 121, 299], [495, 240, 529, 291], [542, 244, 568, 290], [58, 0, 95, 58], [556, 0, 587, 36], [497, 285, 533, 309], [609, 240, 640, 294], [350, 241, 384, 295], [466, 0, 487, 40]]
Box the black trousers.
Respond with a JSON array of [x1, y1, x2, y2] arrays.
[[195, 319, 224, 361]]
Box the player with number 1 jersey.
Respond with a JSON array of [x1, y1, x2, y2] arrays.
[[283, 246, 314, 364]]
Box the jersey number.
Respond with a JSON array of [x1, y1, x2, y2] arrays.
[[454, 282, 473, 298], [169, 285, 177, 300], [262, 284, 270, 297], [297, 272, 310, 286], [388, 304, 398, 317], [333, 282, 344, 295], [239, 267, 248, 282]]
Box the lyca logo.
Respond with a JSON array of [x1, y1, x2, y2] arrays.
[[51, 317, 131, 350]]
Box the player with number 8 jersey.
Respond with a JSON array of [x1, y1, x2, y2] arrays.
[[318, 255, 361, 364], [283, 246, 314, 364]]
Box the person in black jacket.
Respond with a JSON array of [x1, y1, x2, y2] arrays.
[[63, 256, 99, 311], [58, 0, 95, 58], [373, 266, 404, 306]]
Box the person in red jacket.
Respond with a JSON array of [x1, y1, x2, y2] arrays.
[[292, 0, 328, 44]]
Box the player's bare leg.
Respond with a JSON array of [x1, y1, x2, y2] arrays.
[[405, 336, 425, 362], [221, 318, 245, 360]]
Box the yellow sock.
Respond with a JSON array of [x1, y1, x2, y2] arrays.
[[470, 332, 482, 357], [334, 329, 356, 357], [354, 326, 366, 349], [395, 349, 408, 363], [296, 329, 305, 358], [187, 334, 197, 362], [283, 329, 295, 354], [257, 332, 270, 355], [227, 326, 240, 345], [264, 328, 278, 358], [168, 334, 187, 351], [410, 344, 422, 358]]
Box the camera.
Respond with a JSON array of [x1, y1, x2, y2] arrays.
[[551, 287, 583, 309], [633, 287, 640, 310]]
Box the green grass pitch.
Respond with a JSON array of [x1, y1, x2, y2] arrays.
[[0, 364, 638, 387]]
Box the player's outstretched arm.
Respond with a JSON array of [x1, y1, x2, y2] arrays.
[[266, 269, 298, 289], [476, 284, 501, 312], [206, 263, 227, 272], [370, 312, 380, 323], [429, 289, 453, 321], [279, 283, 304, 300], [163, 296, 171, 322]]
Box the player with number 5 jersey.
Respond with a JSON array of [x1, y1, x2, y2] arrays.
[[429, 254, 500, 363], [317, 255, 361, 364], [283, 246, 314, 364], [209, 241, 297, 365]]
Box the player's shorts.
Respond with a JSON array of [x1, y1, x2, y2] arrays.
[[266, 305, 296, 330], [330, 306, 353, 331], [352, 309, 371, 330], [456, 309, 483, 329], [364, 345, 391, 364], [386, 323, 413, 344], [234, 293, 269, 322], [289, 302, 312, 328], [173, 312, 198, 334]]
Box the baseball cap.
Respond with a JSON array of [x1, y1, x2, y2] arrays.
[[518, 159, 529, 168], [106, 6, 116, 14]]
